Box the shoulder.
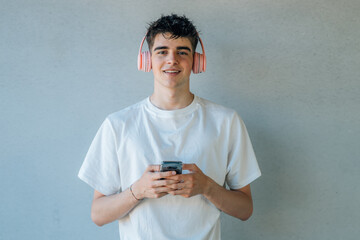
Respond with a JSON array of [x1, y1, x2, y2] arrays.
[[196, 96, 241, 121], [105, 98, 147, 128]]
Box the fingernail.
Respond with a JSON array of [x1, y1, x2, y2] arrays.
[[172, 171, 176, 175]]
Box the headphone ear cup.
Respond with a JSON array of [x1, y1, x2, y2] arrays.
[[193, 52, 205, 74], [138, 51, 152, 72], [144, 51, 152, 72], [137, 52, 143, 71]]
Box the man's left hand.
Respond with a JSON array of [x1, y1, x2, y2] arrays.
[[165, 163, 213, 198]]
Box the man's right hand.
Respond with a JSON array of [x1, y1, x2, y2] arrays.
[[131, 165, 179, 200], [91, 165, 180, 226]]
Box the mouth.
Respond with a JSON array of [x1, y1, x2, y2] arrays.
[[163, 69, 181, 74]]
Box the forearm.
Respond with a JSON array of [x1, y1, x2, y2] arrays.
[[203, 179, 253, 221], [91, 188, 140, 226], [91, 167, 176, 227]]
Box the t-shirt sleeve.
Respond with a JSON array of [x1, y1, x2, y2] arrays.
[[225, 113, 261, 189], [78, 118, 121, 196]]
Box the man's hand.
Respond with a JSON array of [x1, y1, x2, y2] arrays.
[[166, 164, 212, 198], [163, 163, 254, 220], [131, 165, 180, 200]]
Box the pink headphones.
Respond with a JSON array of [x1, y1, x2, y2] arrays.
[[137, 34, 207, 74]]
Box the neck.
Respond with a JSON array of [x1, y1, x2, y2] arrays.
[[150, 90, 194, 110]]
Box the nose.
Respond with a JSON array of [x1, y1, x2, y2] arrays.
[[166, 52, 179, 65]]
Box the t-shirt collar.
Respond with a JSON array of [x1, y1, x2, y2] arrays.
[[145, 95, 199, 117]]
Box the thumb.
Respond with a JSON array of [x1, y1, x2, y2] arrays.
[[146, 164, 161, 172], [182, 163, 200, 172]]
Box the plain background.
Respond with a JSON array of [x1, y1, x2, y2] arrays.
[[1, 0, 359, 239]]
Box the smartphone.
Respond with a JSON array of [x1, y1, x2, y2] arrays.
[[160, 161, 183, 174]]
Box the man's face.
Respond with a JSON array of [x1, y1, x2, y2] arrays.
[[151, 33, 194, 91]]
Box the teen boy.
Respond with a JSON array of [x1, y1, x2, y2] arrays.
[[79, 14, 261, 240]]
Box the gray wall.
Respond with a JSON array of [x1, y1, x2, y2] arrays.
[[1, 0, 359, 239]]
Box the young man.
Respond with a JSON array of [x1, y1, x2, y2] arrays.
[[78, 14, 261, 240]]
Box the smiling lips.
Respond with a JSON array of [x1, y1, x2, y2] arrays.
[[163, 69, 181, 74]]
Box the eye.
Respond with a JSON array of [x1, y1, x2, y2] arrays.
[[157, 51, 167, 55], [178, 51, 188, 56]]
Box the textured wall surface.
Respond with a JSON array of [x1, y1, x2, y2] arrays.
[[1, 0, 359, 239]]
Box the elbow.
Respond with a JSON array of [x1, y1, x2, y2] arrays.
[[91, 208, 106, 227], [91, 213, 104, 227], [239, 212, 252, 221], [93, 220, 105, 227], [93, 221, 105, 227], [239, 204, 253, 221]]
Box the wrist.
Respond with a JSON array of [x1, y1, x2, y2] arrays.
[[203, 176, 216, 198], [130, 181, 143, 201]]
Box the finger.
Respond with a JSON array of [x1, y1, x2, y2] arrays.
[[182, 163, 199, 172], [150, 192, 168, 199], [169, 189, 189, 196], [167, 173, 192, 182], [152, 179, 179, 187], [151, 171, 176, 180], [153, 186, 174, 194], [168, 182, 186, 190], [166, 174, 183, 181], [146, 164, 161, 172]]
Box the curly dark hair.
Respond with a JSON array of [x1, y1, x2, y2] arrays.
[[146, 14, 199, 53]]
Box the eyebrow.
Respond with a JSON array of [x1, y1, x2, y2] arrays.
[[153, 46, 192, 52]]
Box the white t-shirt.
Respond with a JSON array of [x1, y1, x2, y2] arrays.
[[78, 96, 261, 240]]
